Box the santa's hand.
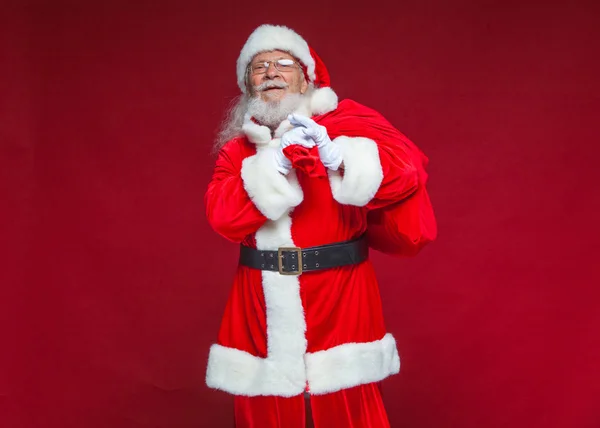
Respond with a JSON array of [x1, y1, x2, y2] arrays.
[[275, 127, 315, 175], [288, 114, 342, 171]]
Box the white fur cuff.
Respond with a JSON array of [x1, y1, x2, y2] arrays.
[[241, 148, 303, 220], [328, 136, 384, 207], [305, 333, 400, 395]]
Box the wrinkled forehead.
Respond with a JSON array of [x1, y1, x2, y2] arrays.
[[251, 49, 297, 63]]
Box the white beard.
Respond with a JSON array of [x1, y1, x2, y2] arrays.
[[247, 93, 304, 129]]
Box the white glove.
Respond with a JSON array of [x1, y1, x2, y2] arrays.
[[274, 126, 316, 175], [288, 113, 343, 171]]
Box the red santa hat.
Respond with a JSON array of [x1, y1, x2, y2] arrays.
[[236, 24, 338, 115]]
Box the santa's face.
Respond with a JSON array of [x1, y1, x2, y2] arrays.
[[248, 50, 308, 102]]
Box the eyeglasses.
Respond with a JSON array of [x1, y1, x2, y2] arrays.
[[249, 59, 299, 75]]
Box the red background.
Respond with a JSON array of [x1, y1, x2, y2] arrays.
[[2, 1, 600, 427]]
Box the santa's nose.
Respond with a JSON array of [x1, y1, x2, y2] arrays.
[[265, 63, 281, 78]]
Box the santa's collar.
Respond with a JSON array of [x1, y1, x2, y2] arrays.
[[242, 86, 338, 145]]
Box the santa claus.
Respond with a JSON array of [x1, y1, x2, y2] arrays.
[[205, 24, 437, 427]]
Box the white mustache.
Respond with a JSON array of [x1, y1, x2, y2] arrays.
[[256, 81, 289, 91]]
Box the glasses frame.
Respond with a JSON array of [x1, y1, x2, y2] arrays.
[[248, 58, 301, 76]]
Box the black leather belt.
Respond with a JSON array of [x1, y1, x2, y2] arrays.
[[239, 235, 368, 275]]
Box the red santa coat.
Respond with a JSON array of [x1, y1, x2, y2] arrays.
[[205, 91, 436, 397]]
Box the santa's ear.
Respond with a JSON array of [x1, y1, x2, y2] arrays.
[[300, 78, 309, 94], [245, 69, 254, 96]]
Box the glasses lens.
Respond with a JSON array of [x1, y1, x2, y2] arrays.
[[252, 63, 267, 74]]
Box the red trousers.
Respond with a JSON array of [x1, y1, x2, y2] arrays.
[[234, 383, 390, 428]]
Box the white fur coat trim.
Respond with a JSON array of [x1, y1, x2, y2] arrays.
[[328, 136, 384, 207], [206, 343, 306, 397], [206, 333, 400, 397], [207, 169, 308, 397], [305, 333, 400, 395]]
